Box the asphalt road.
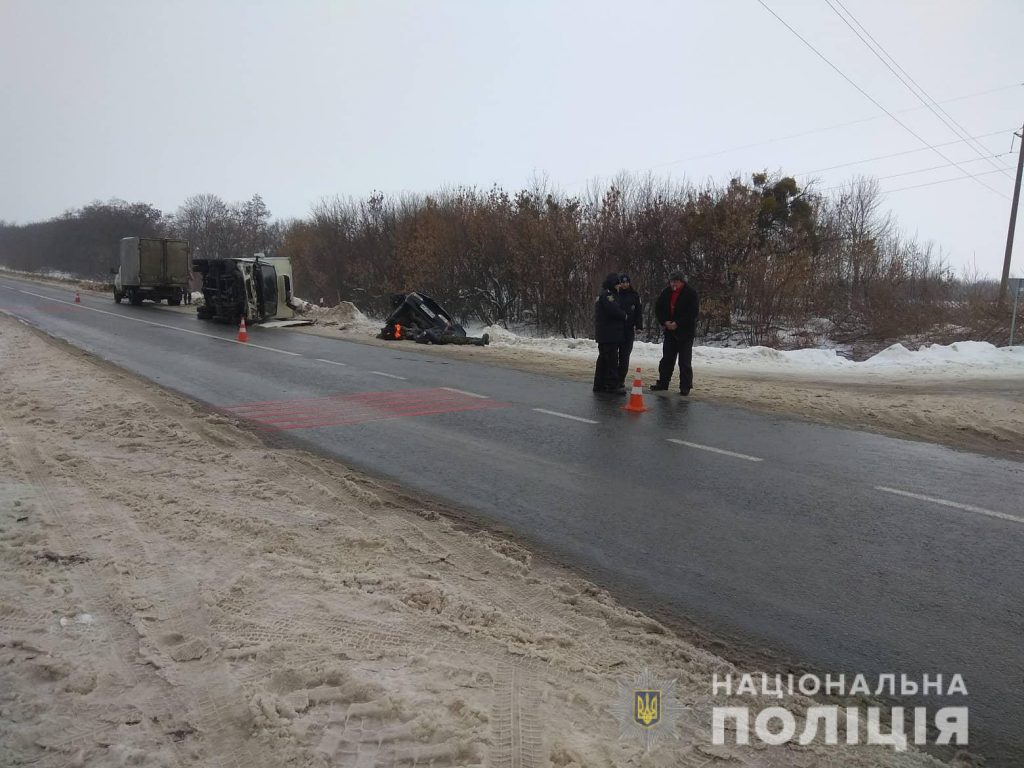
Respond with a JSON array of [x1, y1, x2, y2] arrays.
[[2, 275, 1023, 765]]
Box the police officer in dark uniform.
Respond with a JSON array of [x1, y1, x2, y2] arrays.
[[615, 273, 643, 390], [593, 272, 629, 393]]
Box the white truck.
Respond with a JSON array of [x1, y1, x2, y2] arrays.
[[113, 237, 191, 305]]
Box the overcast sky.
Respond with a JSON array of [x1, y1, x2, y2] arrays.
[[2, 0, 1022, 277]]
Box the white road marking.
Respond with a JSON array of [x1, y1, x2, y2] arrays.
[[875, 486, 1023, 525], [667, 438, 764, 462], [440, 386, 489, 399], [11, 287, 300, 355], [369, 371, 407, 380], [532, 408, 598, 424], [241, 342, 301, 356], [316, 358, 348, 366]]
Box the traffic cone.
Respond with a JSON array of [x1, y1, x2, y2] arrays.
[[622, 367, 648, 413], [74, 291, 81, 304], [237, 316, 249, 342]]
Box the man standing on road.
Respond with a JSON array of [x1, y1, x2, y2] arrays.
[[593, 272, 629, 393], [616, 273, 643, 390], [651, 271, 699, 395]]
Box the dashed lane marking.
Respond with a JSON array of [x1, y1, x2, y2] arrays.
[[315, 358, 348, 366], [667, 438, 764, 462], [875, 486, 1023, 525], [532, 408, 598, 424], [440, 386, 489, 399], [369, 370, 407, 380]]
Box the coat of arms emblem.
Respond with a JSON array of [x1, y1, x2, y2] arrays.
[[635, 689, 661, 727], [610, 667, 685, 750]]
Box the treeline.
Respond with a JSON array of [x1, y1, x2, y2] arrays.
[[0, 174, 1007, 344], [0, 193, 281, 282]]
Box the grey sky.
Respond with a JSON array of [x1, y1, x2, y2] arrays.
[[2, 0, 1022, 277]]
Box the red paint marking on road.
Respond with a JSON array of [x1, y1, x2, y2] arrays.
[[228, 389, 473, 418], [223, 387, 507, 430], [264, 403, 507, 430], [227, 387, 454, 410], [251, 399, 468, 425]]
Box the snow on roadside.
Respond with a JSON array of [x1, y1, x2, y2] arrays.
[[480, 325, 1024, 379], [293, 297, 379, 333]]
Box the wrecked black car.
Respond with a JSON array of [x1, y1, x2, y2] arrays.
[[378, 292, 489, 346]]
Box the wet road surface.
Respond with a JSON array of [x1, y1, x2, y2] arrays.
[[2, 275, 1022, 764]]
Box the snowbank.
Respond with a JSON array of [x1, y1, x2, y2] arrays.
[[294, 298, 378, 333], [479, 326, 1024, 379]]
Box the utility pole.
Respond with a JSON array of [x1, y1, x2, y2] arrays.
[[999, 123, 1024, 308]]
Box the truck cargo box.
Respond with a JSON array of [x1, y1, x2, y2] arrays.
[[114, 237, 191, 305], [118, 237, 190, 287]]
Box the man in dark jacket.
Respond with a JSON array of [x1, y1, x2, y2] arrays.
[[651, 271, 699, 395], [616, 273, 643, 389], [593, 272, 629, 393]]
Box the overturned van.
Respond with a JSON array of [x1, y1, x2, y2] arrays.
[[193, 255, 297, 324]]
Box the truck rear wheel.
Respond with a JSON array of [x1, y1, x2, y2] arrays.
[[129, 290, 143, 306], [168, 294, 182, 306], [114, 291, 123, 304]]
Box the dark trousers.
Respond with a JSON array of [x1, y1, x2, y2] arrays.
[[616, 336, 635, 387], [658, 332, 694, 391], [593, 343, 620, 391]]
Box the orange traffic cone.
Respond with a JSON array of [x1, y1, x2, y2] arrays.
[[622, 367, 648, 413], [74, 291, 81, 304], [237, 316, 249, 342]]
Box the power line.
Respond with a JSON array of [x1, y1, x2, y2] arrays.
[[809, 166, 1010, 198], [824, 0, 1012, 181], [825, 166, 1013, 196], [885, 167, 1013, 194], [830, 0, 1012, 181], [814, 156, 1014, 193], [647, 83, 1021, 171], [796, 127, 1012, 176], [756, 0, 1010, 201], [567, 82, 1021, 190]]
